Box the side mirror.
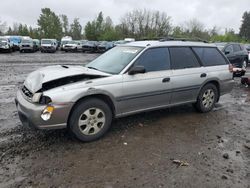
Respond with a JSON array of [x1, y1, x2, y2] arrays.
[[224, 50, 230, 55], [128, 66, 146, 75]]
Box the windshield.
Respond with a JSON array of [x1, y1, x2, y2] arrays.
[[68, 41, 77, 44], [22, 39, 32, 44], [42, 40, 53, 44], [61, 41, 70, 45], [86, 46, 144, 74]]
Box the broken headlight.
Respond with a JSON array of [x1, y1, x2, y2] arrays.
[[31, 92, 52, 104], [39, 95, 52, 104]]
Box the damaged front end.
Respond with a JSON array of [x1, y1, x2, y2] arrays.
[[16, 65, 110, 128], [21, 65, 110, 105]]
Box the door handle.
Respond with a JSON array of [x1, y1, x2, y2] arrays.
[[200, 73, 207, 78], [162, 77, 170, 83]]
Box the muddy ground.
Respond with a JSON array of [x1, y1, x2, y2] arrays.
[[0, 51, 249, 188]]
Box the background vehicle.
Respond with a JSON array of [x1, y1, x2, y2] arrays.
[[33, 39, 40, 52], [60, 36, 72, 51], [64, 40, 83, 52], [40, 39, 57, 53], [82, 41, 99, 52], [5, 36, 22, 51], [215, 42, 248, 76], [0, 37, 12, 53], [97, 41, 114, 52], [113, 40, 129, 46], [20, 38, 35, 53], [245, 44, 250, 63], [16, 40, 233, 142]]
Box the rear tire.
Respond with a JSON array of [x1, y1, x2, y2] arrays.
[[194, 84, 218, 113], [69, 98, 112, 142]]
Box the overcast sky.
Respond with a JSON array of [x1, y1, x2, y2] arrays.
[[0, 0, 249, 33]]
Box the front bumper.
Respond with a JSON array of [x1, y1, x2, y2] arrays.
[[15, 90, 73, 129], [64, 46, 76, 50], [20, 47, 33, 51], [41, 47, 56, 52]]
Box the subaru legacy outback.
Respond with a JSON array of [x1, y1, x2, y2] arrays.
[[16, 40, 234, 142]]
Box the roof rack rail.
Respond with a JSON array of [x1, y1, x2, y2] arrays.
[[159, 37, 208, 43]]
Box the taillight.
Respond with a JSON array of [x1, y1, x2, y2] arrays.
[[229, 64, 233, 73]]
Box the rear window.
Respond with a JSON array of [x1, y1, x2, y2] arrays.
[[193, 47, 228, 66]]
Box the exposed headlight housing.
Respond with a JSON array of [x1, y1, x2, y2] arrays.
[[31, 92, 52, 104], [39, 95, 52, 104], [32, 92, 43, 103]]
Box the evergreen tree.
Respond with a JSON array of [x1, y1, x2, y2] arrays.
[[37, 8, 63, 39], [239, 11, 250, 41]]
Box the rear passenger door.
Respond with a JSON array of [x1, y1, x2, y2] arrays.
[[193, 47, 230, 92], [169, 47, 205, 104]]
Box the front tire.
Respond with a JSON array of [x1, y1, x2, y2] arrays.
[[69, 98, 112, 142], [194, 84, 218, 113]]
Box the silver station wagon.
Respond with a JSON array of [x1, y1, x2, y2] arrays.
[[16, 39, 234, 142]]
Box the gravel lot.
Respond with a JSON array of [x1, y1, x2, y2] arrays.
[[0, 51, 250, 188]]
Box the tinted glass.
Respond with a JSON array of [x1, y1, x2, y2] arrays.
[[224, 45, 233, 53], [193, 47, 228, 66], [134, 48, 170, 72], [233, 44, 241, 52], [169, 47, 200, 69]]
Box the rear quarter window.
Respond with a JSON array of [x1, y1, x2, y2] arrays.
[[193, 47, 228, 66]]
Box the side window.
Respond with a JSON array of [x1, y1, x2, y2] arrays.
[[193, 47, 228, 66], [134, 48, 170, 72], [224, 45, 233, 54], [169, 47, 200, 69], [233, 44, 241, 52]]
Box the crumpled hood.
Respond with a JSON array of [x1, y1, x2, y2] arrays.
[[24, 65, 110, 93]]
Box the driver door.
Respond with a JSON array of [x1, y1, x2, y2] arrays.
[[119, 47, 172, 115]]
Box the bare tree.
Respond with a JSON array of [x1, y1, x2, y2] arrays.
[[0, 18, 7, 35], [120, 9, 172, 39]]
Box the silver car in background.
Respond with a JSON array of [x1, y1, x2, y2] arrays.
[[40, 39, 57, 53], [16, 40, 234, 142]]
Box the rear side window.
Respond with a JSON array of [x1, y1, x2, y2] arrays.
[[193, 47, 228, 66], [169, 47, 200, 69], [233, 44, 241, 52], [134, 47, 170, 72]]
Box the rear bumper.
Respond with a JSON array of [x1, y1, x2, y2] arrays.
[[15, 90, 73, 130], [220, 79, 234, 96]]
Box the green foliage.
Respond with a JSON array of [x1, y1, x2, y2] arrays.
[[211, 29, 243, 42], [2, 8, 250, 43], [239, 11, 250, 41], [70, 18, 82, 40], [60, 14, 69, 35], [37, 8, 63, 39]]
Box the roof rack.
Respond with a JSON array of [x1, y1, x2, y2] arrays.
[[159, 37, 208, 43]]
